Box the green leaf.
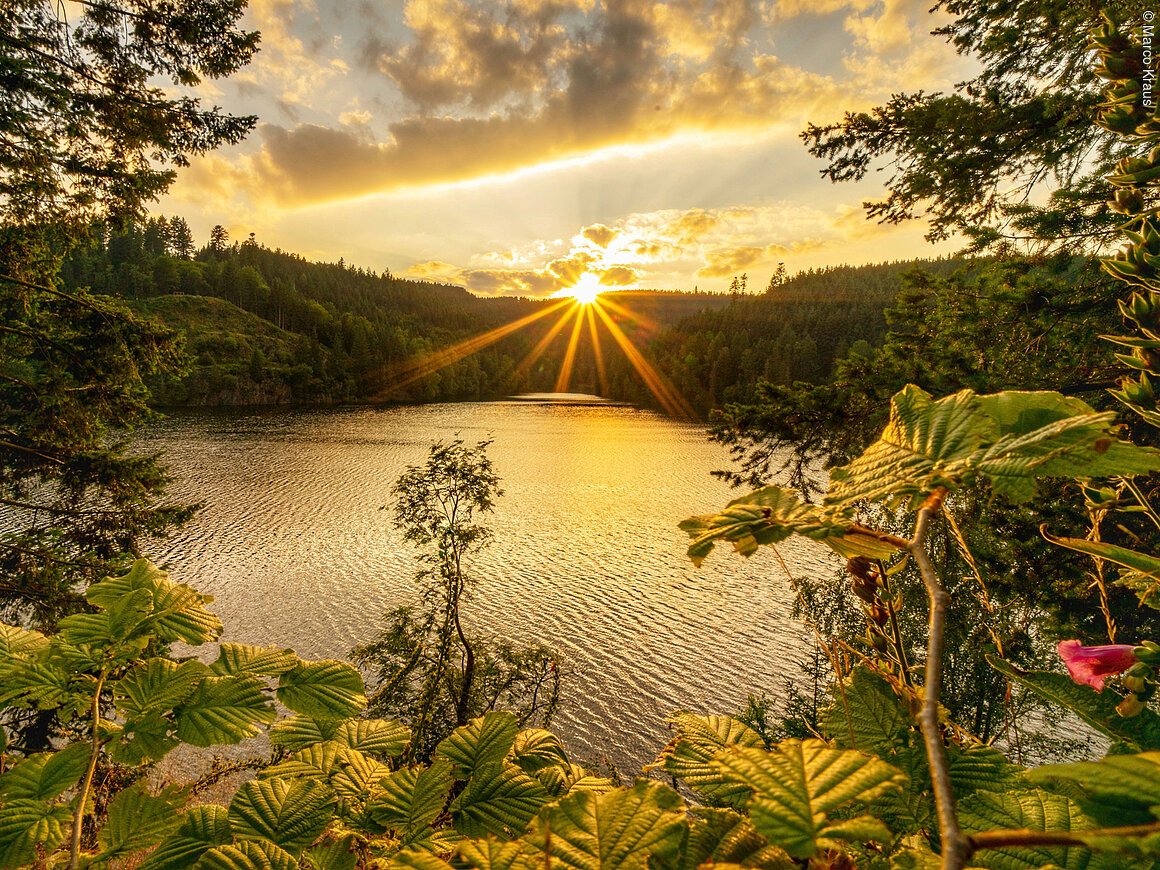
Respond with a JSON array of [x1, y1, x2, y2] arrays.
[[436, 712, 518, 778], [370, 759, 454, 836], [681, 485, 899, 566], [819, 667, 910, 754], [301, 833, 359, 870], [264, 741, 350, 780], [229, 777, 336, 856], [712, 739, 905, 858], [0, 625, 48, 657], [269, 715, 343, 751], [826, 386, 1160, 508], [0, 799, 71, 869], [115, 658, 210, 717], [331, 719, 411, 757], [387, 852, 454, 870], [193, 840, 300, 870], [510, 728, 569, 773], [277, 660, 367, 719], [450, 762, 550, 838], [329, 748, 393, 804], [59, 587, 153, 647], [683, 808, 795, 869], [524, 780, 687, 870], [957, 789, 1106, 869], [1028, 752, 1160, 826], [174, 675, 276, 746], [978, 412, 1160, 502], [139, 805, 233, 870], [826, 386, 991, 508], [528, 780, 686, 869], [988, 655, 1160, 750], [111, 710, 181, 764], [650, 712, 763, 808], [87, 559, 222, 646], [456, 837, 540, 870], [211, 644, 299, 677], [95, 781, 185, 860], [0, 742, 90, 800]]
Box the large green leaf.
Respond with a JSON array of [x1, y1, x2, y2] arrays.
[[111, 709, 181, 764], [533, 763, 615, 798], [332, 719, 411, 757], [269, 715, 344, 751], [229, 777, 336, 855], [59, 587, 153, 648], [436, 712, 519, 778], [277, 660, 367, 719], [0, 624, 47, 657], [456, 837, 540, 870], [0, 799, 71, 869], [174, 675, 276, 746], [263, 741, 350, 781], [1028, 752, 1160, 826], [329, 748, 393, 805], [988, 656, 1160, 750], [826, 386, 1160, 508], [819, 667, 910, 754], [450, 762, 550, 838], [95, 782, 186, 860], [0, 742, 89, 800], [680, 485, 899, 566], [87, 559, 222, 646], [194, 840, 299, 870], [115, 658, 210, 717], [978, 412, 1160, 502], [523, 780, 687, 870], [370, 759, 454, 836], [957, 789, 1107, 869], [682, 808, 795, 870], [510, 728, 570, 773], [211, 644, 299, 677], [826, 386, 991, 507], [302, 833, 359, 870], [651, 712, 763, 808], [139, 805, 233, 870], [712, 739, 905, 858]]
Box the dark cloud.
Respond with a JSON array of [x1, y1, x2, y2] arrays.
[[582, 223, 618, 246], [599, 265, 637, 285]]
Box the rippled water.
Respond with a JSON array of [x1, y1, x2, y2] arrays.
[[140, 397, 837, 772]]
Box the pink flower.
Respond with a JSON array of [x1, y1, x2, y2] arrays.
[[1058, 640, 1138, 690]]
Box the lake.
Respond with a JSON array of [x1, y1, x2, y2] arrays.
[[139, 396, 836, 772]]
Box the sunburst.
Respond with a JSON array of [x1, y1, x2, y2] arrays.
[[374, 279, 695, 420]]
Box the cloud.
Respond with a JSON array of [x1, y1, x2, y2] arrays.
[[598, 265, 638, 286], [581, 223, 618, 247], [697, 244, 766, 278], [192, 0, 878, 207]]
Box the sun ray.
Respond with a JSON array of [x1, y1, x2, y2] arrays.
[[515, 302, 581, 379], [554, 302, 587, 392], [372, 299, 571, 400], [596, 295, 658, 332], [591, 301, 697, 420], [585, 304, 609, 396]]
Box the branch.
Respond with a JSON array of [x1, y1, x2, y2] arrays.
[[969, 821, 1160, 853], [909, 487, 970, 870]]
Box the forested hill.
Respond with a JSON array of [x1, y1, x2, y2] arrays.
[[58, 219, 961, 414]]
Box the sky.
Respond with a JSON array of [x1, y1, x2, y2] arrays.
[[160, 0, 971, 297]]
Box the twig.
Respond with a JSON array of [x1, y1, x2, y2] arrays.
[[909, 487, 969, 870], [969, 821, 1160, 853]]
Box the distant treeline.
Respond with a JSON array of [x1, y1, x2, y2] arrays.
[[58, 217, 963, 415]]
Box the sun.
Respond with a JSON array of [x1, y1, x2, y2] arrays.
[[568, 272, 602, 305]]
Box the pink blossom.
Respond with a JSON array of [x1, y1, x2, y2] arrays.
[[1057, 640, 1138, 690]]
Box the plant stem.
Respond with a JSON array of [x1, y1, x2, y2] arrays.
[[969, 821, 1160, 853], [909, 487, 968, 870], [70, 667, 107, 870]]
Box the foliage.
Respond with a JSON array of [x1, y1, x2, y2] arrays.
[[0, 0, 257, 645]]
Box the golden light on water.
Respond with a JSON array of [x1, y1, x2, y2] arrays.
[[376, 278, 696, 420]]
